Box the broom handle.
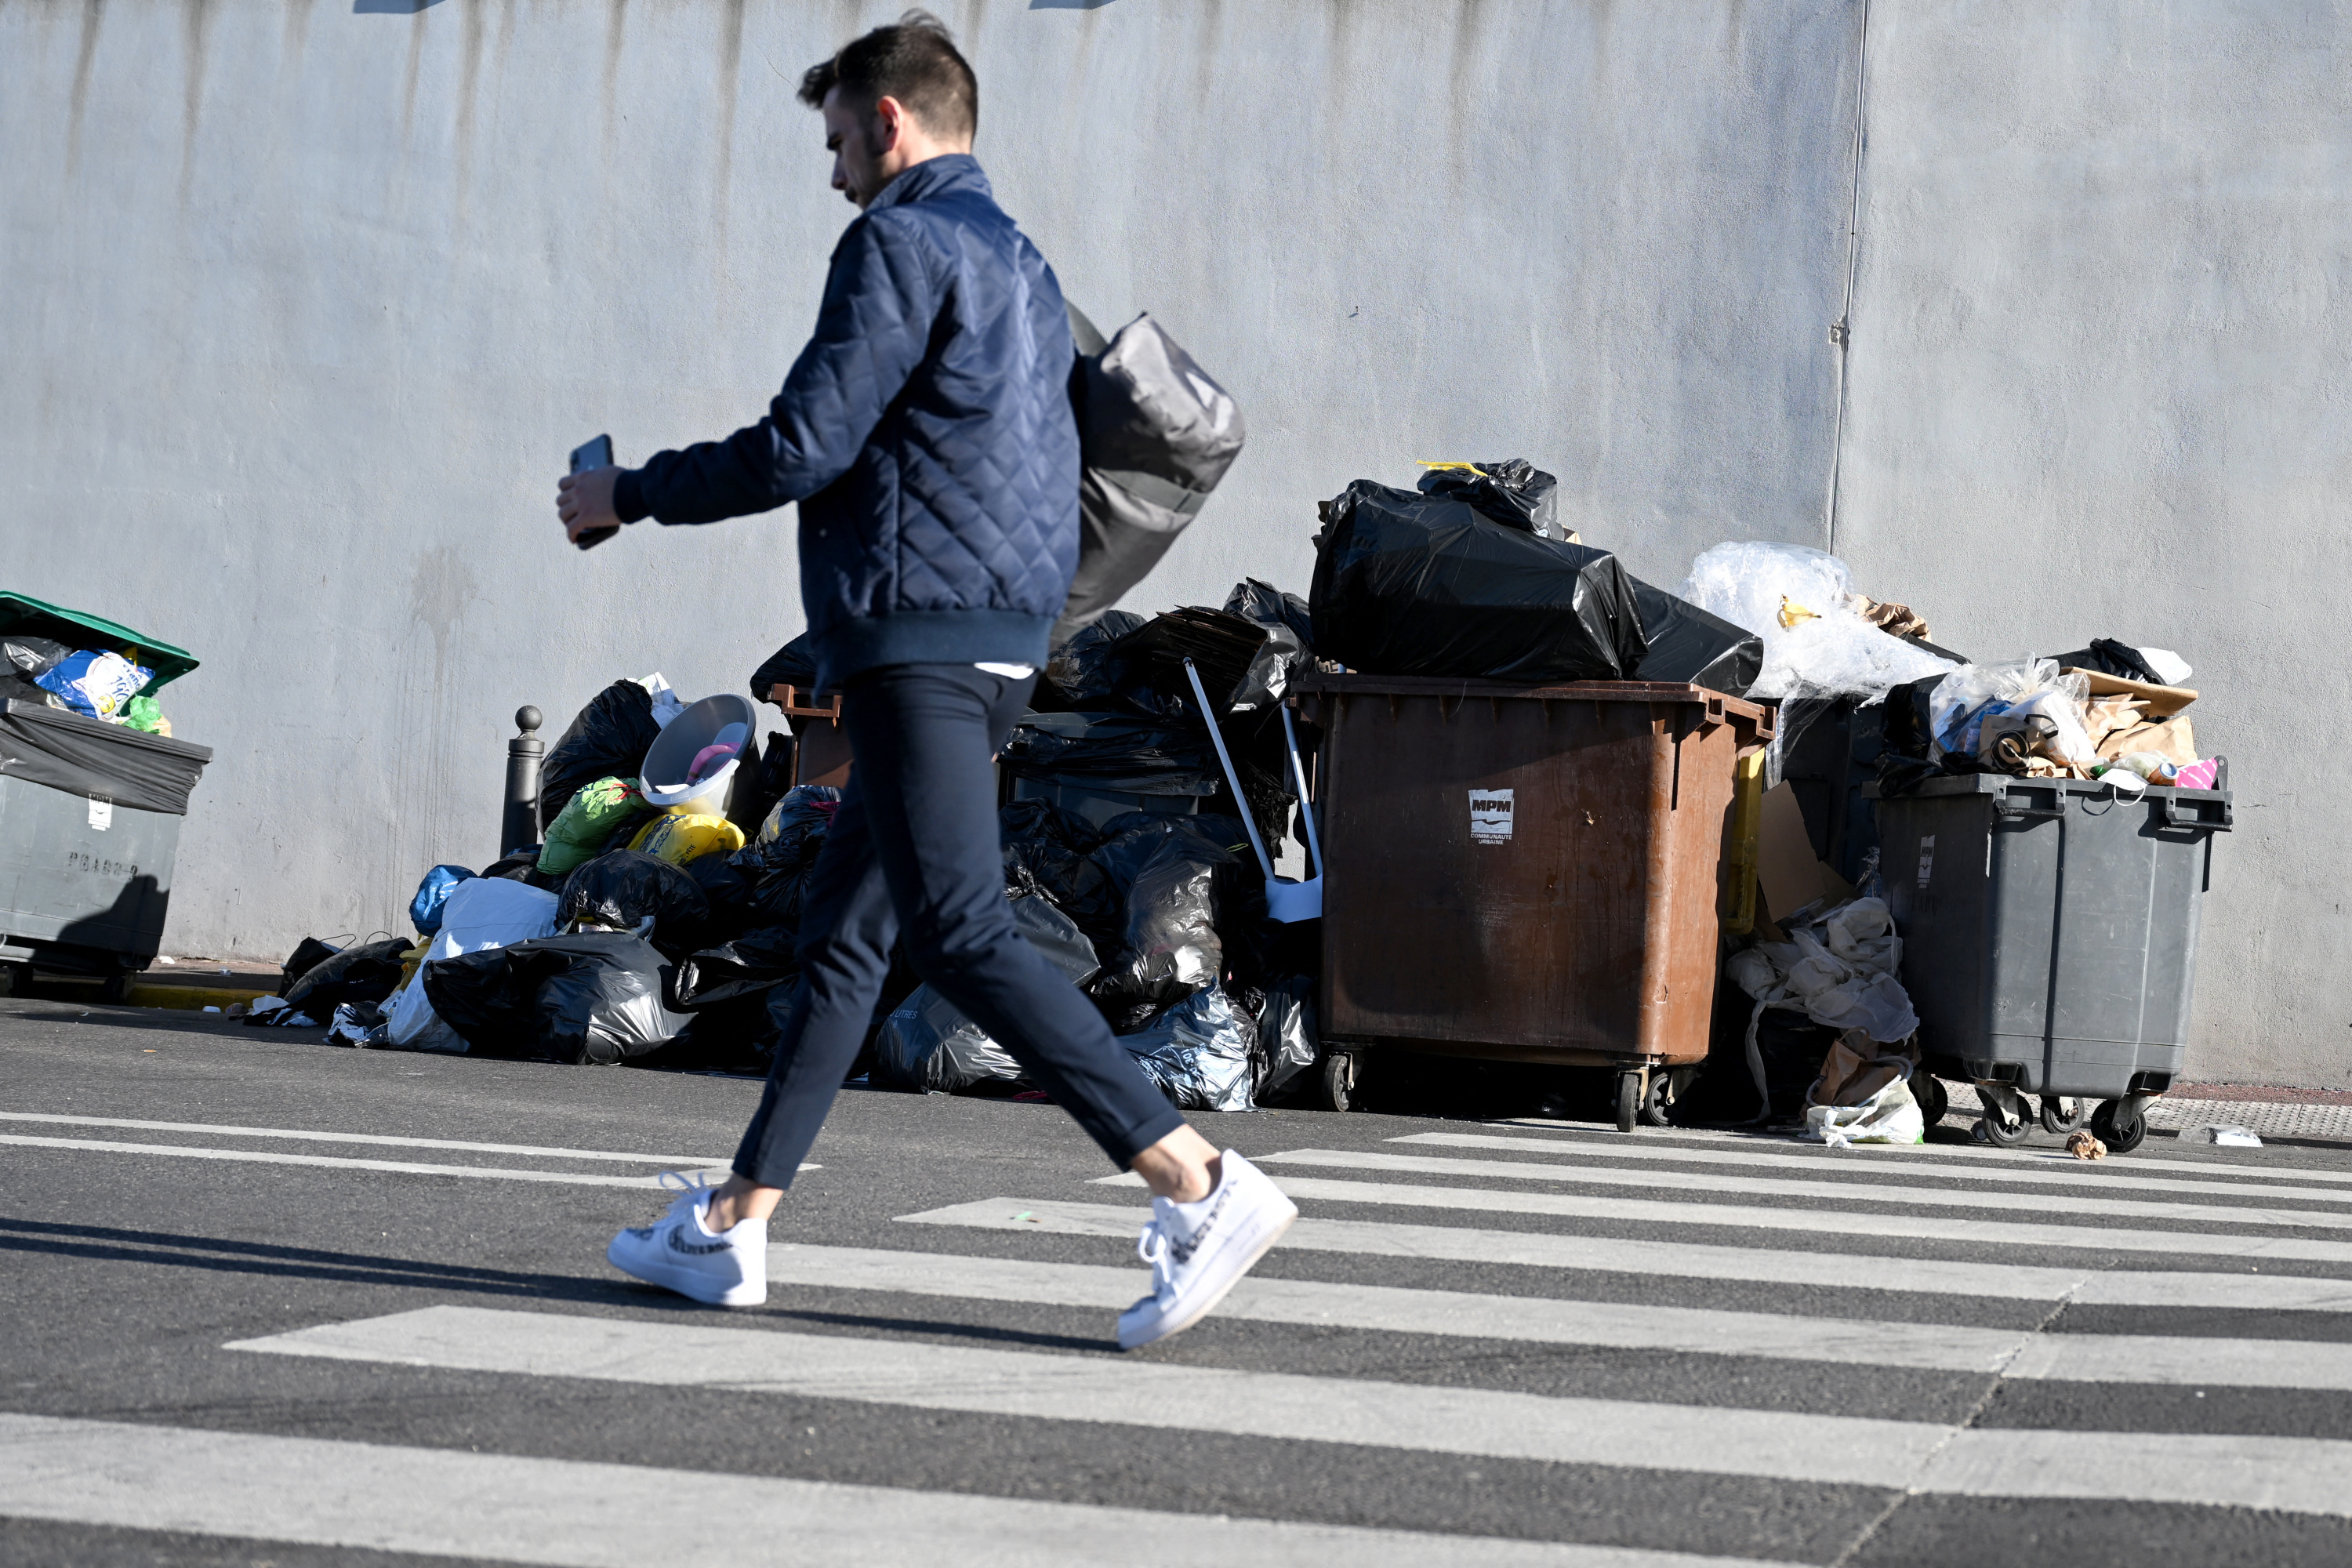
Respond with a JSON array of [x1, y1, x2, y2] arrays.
[[1280, 702, 1322, 880], [1182, 657, 1276, 880]]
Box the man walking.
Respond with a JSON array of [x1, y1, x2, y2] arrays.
[[555, 13, 1294, 1350]]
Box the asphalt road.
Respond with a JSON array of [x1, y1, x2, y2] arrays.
[[6, 1002, 2352, 1566]]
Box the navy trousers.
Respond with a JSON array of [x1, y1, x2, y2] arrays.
[[732, 662, 1185, 1187]]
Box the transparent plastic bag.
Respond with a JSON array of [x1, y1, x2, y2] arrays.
[[1679, 543, 1955, 704]]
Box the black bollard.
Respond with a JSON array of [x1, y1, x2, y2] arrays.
[[503, 706, 544, 857]]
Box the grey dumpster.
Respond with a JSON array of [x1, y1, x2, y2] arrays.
[[0, 700, 213, 993], [1870, 772, 2230, 1150]]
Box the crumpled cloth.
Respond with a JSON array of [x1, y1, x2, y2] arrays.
[[1726, 896, 1921, 1120]]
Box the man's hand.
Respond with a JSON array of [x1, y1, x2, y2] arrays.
[[557, 466, 623, 545]]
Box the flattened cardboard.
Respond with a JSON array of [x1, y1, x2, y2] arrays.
[[2063, 667, 2198, 717]]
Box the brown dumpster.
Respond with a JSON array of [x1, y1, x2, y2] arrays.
[[1289, 673, 1773, 1131]]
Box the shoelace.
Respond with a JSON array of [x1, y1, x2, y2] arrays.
[[655, 1169, 718, 1218], [1134, 1214, 1179, 1299]]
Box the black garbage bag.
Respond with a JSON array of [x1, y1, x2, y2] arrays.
[[1042, 611, 1149, 706], [872, 891, 1102, 1093], [1098, 608, 1271, 723], [539, 681, 664, 831], [682, 851, 759, 925], [479, 848, 565, 893], [1628, 578, 1763, 698], [730, 784, 842, 930], [998, 800, 1109, 920], [2, 634, 70, 680], [999, 711, 1223, 799], [281, 937, 411, 1018], [671, 926, 800, 1010], [2045, 638, 2165, 684], [1415, 459, 1564, 540], [278, 935, 344, 996], [1222, 579, 1316, 710], [1084, 813, 1244, 1020], [749, 634, 819, 708], [557, 851, 711, 942], [1054, 308, 1248, 646], [1120, 986, 1257, 1111], [1253, 973, 1320, 1100], [423, 931, 688, 1065], [1308, 479, 1648, 682]]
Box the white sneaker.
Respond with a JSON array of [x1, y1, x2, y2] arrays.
[[606, 1181, 768, 1307], [1117, 1149, 1298, 1351]]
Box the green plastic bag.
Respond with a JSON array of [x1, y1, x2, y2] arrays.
[[537, 775, 656, 876], [122, 695, 169, 735]]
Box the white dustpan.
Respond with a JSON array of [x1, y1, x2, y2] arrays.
[[1184, 658, 1323, 923]]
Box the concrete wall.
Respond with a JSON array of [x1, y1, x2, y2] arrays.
[[2, 1, 2334, 1083], [1835, 2, 2352, 1087]]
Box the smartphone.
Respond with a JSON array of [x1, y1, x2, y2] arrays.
[[568, 434, 619, 551]]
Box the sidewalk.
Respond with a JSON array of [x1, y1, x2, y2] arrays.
[[1949, 1080, 2352, 1143]]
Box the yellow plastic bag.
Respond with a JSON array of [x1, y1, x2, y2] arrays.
[[629, 812, 746, 866]]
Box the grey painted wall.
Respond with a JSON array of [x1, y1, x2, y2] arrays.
[[2, 2, 2328, 1083], [1835, 2, 2352, 1088]]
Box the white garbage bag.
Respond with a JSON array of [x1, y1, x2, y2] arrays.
[[1802, 1057, 1926, 1146], [385, 877, 561, 1051]]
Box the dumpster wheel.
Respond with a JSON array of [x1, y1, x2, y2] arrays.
[[1639, 1072, 1675, 1128], [1613, 1069, 1642, 1134], [1316, 1051, 1359, 1115], [2039, 1096, 2084, 1136], [1979, 1087, 2033, 1148], [2091, 1098, 2148, 1153]]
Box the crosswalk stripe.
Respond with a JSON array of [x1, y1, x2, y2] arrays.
[[225, 1305, 2352, 1518], [1396, 1131, 2352, 1207], [0, 1134, 743, 1190], [0, 1412, 1749, 1568], [1253, 1149, 2352, 1232], [898, 1197, 2352, 1312], [1098, 1171, 2352, 1265], [772, 1243, 2352, 1390], [1490, 1120, 2352, 1189], [0, 1111, 731, 1165], [777, 1241, 2021, 1372]]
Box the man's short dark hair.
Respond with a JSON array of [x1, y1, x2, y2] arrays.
[[799, 10, 978, 142]]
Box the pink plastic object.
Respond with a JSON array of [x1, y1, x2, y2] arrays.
[[2173, 757, 2220, 791], [688, 742, 741, 785]]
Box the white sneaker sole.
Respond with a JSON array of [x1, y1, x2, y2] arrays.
[[1118, 1196, 1297, 1351], [605, 1232, 768, 1308]]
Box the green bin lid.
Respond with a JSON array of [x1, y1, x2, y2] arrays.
[[0, 591, 200, 693]]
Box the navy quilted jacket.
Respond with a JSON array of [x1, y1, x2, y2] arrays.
[[613, 155, 1078, 688]]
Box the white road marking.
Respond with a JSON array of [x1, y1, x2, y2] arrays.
[[1095, 1171, 2352, 1265], [0, 1134, 756, 1190], [898, 1197, 2352, 1312], [1250, 1149, 2352, 1234], [1397, 1131, 2352, 1207], [0, 1110, 731, 1165], [0, 1413, 1743, 1568], [772, 1243, 2352, 1390], [1489, 1119, 2352, 1189], [227, 1305, 2352, 1518]]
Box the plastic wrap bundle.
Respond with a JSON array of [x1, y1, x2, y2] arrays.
[[1678, 543, 1955, 705], [1309, 479, 1648, 682], [1054, 310, 1248, 645], [873, 892, 1102, 1093], [1120, 986, 1257, 1112]]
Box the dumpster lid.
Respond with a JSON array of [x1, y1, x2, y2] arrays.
[[1290, 671, 1775, 735], [1864, 773, 2230, 804], [0, 591, 199, 694]]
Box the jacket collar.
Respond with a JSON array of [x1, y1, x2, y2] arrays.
[[866, 153, 989, 213]]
